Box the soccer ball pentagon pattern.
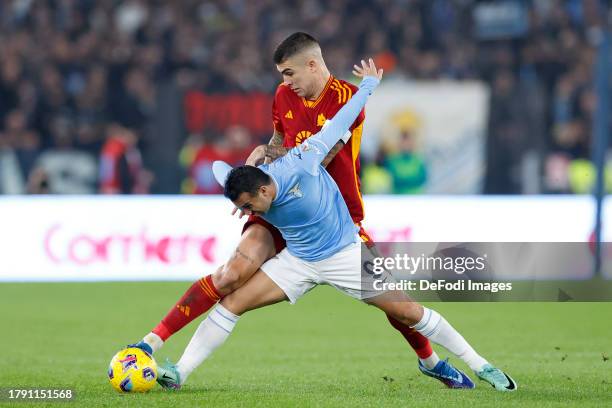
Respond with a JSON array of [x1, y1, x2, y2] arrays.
[[108, 347, 158, 393]]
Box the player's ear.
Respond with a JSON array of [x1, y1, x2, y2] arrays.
[[307, 59, 317, 72]]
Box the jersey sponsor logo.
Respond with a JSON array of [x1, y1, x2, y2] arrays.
[[317, 113, 327, 127], [288, 183, 303, 198], [295, 130, 312, 145], [285, 110, 293, 119]]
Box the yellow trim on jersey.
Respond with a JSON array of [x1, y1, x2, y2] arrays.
[[303, 75, 334, 108], [350, 123, 365, 217], [334, 80, 347, 103], [343, 83, 353, 101], [329, 82, 342, 104]]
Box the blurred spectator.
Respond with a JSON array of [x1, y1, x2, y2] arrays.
[[484, 69, 534, 194], [99, 124, 151, 194], [384, 129, 427, 194], [0, 0, 607, 195], [361, 149, 392, 194], [181, 125, 254, 194], [32, 115, 97, 194], [0, 132, 25, 194]]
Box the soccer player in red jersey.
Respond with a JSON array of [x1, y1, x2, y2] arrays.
[[133, 33, 460, 387]]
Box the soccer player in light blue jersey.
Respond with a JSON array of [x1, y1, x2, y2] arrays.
[[158, 59, 517, 393]]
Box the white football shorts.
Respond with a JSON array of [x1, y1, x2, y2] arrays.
[[260, 239, 385, 304]]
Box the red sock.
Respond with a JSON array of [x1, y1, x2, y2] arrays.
[[152, 275, 221, 341], [386, 314, 433, 359]]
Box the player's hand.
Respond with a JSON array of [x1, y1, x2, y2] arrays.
[[231, 206, 248, 219], [352, 58, 383, 80], [245, 145, 267, 166]]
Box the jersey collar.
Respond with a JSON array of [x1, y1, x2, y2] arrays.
[[302, 75, 334, 109]]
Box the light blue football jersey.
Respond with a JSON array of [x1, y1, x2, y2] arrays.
[[257, 76, 379, 261]]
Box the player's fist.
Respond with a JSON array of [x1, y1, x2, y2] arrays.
[[352, 58, 383, 80]]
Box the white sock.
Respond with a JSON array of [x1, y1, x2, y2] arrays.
[[419, 352, 440, 370], [412, 307, 488, 372], [175, 304, 239, 383], [143, 332, 164, 353]]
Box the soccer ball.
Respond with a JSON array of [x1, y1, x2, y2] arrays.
[[108, 347, 158, 393]]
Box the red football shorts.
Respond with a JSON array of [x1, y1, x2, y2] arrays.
[[242, 216, 286, 254]]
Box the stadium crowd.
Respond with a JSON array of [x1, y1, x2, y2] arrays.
[[0, 0, 609, 194]]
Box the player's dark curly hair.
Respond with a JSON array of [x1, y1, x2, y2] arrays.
[[224, 165, 272, 201], [273, 32, 319, 64]]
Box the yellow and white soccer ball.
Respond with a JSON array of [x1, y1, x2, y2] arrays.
[[108, 347, 158, 393]]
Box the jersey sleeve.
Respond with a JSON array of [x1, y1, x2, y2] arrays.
[[284, 138, 329, 176]]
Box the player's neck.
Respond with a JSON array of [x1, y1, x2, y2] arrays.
[[307, 71, 331, 101]]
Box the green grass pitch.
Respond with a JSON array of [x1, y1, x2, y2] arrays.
[[1, 282, 610, 407]]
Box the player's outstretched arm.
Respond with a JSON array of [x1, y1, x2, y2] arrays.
[[247, 136, 344, 168], [303, 59, 382, 165]]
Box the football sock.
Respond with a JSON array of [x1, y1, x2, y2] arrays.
[[412, 307, 488, 372], [151, 275, 221, 341], [386, 314, 437, 366], [176, 304, 239, 383], [142, 332, 164, 353], [419, 353, 441, 370]]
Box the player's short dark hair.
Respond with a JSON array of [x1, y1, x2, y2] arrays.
[[224, 166, 272, 201], [273, 32, 319, 64]]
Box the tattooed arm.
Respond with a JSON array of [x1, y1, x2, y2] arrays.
[[247, 141, 345, 167], [245, 130, 286, 166], [320, 141, 345, 167], [263, 130, 288, 164], [246, 135, 346, 168]]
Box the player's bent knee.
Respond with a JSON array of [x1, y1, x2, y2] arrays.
[[219, 292, 248, 316], [369, 296, 423, 327], [213, 266, 243, 294], [390, 302, 423, 326], [215, 225, 277, 293]]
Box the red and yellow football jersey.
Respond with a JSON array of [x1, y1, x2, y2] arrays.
[[272, 75, 366, 223]]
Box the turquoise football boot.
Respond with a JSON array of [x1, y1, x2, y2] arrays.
[[476, 364, 517, 392]]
